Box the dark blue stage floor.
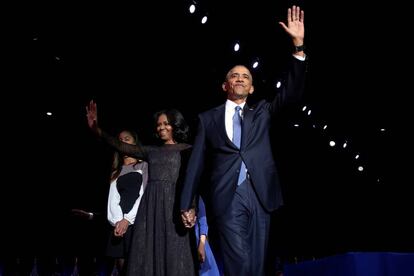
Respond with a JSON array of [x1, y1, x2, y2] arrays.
[[284, 252, 414, 276]]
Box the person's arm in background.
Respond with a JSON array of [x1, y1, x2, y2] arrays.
[[107, 181, 123, 227], [197, 197, 208, 263]]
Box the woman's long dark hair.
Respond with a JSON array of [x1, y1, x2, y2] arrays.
[[153, 109, 190, 143]]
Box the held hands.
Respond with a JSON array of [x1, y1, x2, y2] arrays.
[[181, 209, 196, 228], [279, 5, 305, 48]]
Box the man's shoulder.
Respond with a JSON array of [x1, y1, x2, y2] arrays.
[[199, 104, 224, 117]]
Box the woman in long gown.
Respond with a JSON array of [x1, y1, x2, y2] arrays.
[[86, 100, 197, 276]]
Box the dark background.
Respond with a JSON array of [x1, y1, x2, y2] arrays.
[[3, 0, 412, 261]]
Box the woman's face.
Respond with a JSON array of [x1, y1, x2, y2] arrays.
[[118, 131, 136, 145], [156, 114, 174, 144]]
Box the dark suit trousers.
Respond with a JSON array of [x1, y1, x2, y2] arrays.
[[213, 178, 271, 276]]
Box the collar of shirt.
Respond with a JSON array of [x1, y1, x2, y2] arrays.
[[225, 99, 246, 115]]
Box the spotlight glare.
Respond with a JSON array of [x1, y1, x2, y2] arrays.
[[380, 128, 386, 132], [358, 166, 364, 172], [302, 105, 307, 111], [252, 61, 259, 68], [201, 16, 208, 24], [276, 81, 281, 88], [323, 125, 328, 130], [329, 141, 335, 147], [293, 124, 300, 127], [307, 109, 312, 116], [46, 112, 52, 116], [234, 43, 240, 52], [355, 154, 360, 159], [189, 4, 196, 13], [343, 142, 347, 148]]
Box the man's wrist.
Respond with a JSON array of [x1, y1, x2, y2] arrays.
[[294, 44, 305, 53]]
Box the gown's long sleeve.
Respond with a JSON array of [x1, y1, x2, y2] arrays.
[[101, 131, 148, 161]]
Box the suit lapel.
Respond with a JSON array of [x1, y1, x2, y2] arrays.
[[212, 105, 238, 149], [241, 104, 254, 148]]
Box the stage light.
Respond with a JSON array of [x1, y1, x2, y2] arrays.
[[234, 43, 240, 52], [329, 141, 336, 147], [276, 81, 281, 88], [201, 16, 208, 24], [189, 4, 196, 14], [46, 112, 52, 116], [252, 61, 259, 68]]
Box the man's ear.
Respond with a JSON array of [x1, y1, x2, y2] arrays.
[[249, 85, 255, 94], [222, 82, 228, 92]]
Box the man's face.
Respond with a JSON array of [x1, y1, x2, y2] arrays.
[[222, 65, 254, 101]]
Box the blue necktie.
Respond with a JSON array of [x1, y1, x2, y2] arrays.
[[233, 106, 247, 185]]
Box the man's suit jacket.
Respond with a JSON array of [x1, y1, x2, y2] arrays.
[[181, 57, 306, 217]]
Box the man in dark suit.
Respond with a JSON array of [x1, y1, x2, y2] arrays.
[[181, 6, 306, 276]]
